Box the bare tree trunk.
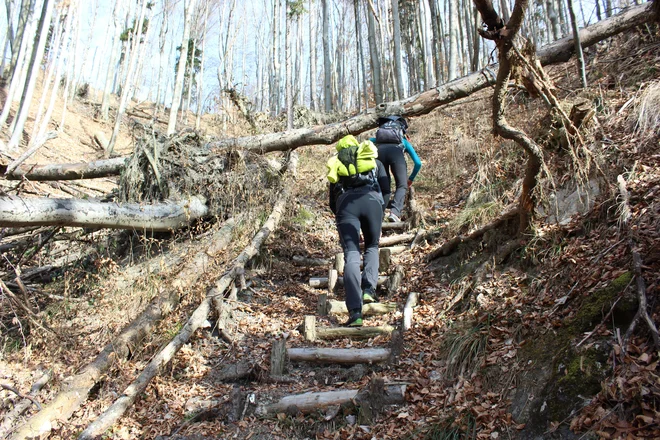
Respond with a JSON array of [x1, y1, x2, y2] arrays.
[[106, 0, 149, 156], [167, 0, 195, 135], [428, 0, 443, 85], [567, 0, 587, 87], [285, 6, 293, 129], [474, 0, 542, 233], [391, 0, 404, 99], [8, 0, 34, 81], [2, 157, 128, 180], [309, 0, 317, 111], [0, 196, 208, 231], [154, 0, 170, 117], [195, 2, 209, 129], [7, 0, 54, 150], [448, 0, 459, 80], [321, 0, 332, 112], [546, 0, 561, 40], [100, 0, 124, 121], [366, 1, 383, 104]]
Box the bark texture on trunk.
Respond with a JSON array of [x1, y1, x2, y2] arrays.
[[0, 196, 208, 231], [2, 157, 127, 181]]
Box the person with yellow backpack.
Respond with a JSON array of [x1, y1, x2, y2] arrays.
[[327, 135, 390, 327]]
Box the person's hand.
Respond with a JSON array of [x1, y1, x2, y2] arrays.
[[407, 179, 413, 188]]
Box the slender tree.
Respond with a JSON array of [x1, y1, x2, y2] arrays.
[[309, 0, 317, 111], [107, 0, 149, 156], [567, 0, 587, 87], [321, 0, 332, 111], [168, 0, 196, 136], [448, 0, 459, 80], [7, 0, 54, 150], [366, 0, 383, 104], [391, 0, 404, 99], [427, 0, 443, 85], [354, 0, 368, 109], [195, 1, 210, 129]]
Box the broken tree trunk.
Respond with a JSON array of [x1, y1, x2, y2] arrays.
[[1, 157, 128, 180], [10, 218, 238, 440], [287, 347, 391, 364], [0, 196, 208, 231], [256, 380, 406, 415], [77, 154, 299, 440], [402, 291, 420, 332]]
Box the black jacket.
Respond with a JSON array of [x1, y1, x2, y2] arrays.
[[329, 159, 390, 215]]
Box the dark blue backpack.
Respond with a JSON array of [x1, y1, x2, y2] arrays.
[[375, 116, 408, 147]]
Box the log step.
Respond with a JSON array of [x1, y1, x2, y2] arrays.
[[381, 221, 407, 231], [317, 294, 396, 317], [309, 275, 388, 288], [303, 315, 394, 342], [287, 347, 391, 364]]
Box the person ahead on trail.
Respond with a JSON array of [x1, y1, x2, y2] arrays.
[[327, 135, 390, 327], [371, 115, 422, 223]]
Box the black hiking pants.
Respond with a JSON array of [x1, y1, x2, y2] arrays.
[[335, 188, 384, 313], [377, 144, 407, 217]]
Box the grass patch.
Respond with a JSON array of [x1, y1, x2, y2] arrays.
[[441, 319, 490, 380]]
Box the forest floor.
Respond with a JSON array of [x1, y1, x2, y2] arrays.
[[1, 26, 659, 440]]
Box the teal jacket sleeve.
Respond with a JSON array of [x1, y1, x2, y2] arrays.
[[403, 138, 421, 181]]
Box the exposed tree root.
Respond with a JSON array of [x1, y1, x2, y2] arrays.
[[426, 208, 518, 261], [0, 369, 50, 438], [617, 175, 660, 350]]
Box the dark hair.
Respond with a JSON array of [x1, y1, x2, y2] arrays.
[[377, 115, 408, 133]]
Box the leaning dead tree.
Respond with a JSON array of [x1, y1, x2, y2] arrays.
[[77, 153, 299, 440], [474, 0, 542, 233]]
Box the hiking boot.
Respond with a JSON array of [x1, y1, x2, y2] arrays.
[[387, 212, 401, 223], [363, 291, 377, 304], [343, 310, 363, 327]]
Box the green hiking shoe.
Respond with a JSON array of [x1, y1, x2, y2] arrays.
[[362, 292, 377, 304], [343, 310, 363, 327]]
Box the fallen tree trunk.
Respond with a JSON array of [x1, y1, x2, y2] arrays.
[[287, 347, 391, 364], [256, 381, 406, 415], [10, 218, 238, 440], [0, 196, 208, 231], [206, 4, 651, 154], [1, 157, 127, 181], [77, 154, 299, 440]]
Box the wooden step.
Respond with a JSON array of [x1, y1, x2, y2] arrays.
[[287, 347, 392, 364], [317, 294, 396, 316], [303, 315, 394, 342], [309, 274, 388, 288]]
